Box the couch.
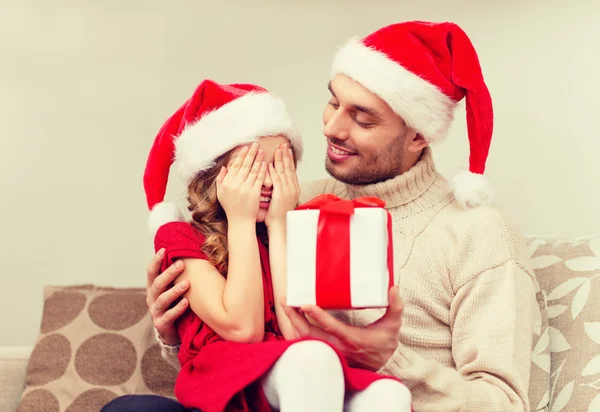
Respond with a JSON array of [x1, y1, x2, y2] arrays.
[[2, 236, 599, 412]]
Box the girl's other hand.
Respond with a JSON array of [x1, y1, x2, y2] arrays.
[[265, 143, 300, 228]]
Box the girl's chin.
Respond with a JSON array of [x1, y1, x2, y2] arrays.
[[256, 208, 268, 223]]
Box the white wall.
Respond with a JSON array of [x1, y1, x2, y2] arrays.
[[1, 0, 599, 346]]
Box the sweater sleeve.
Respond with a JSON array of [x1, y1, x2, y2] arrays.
[[155, 329, 182, 371], [378, 259, 536, 412], [153, 222, 209, 370]]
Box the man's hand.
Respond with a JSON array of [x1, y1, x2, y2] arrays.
[[283, 285, 404, 371], [146, 248, 188, 346]]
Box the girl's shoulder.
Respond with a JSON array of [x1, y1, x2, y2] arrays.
[[154, 221, 207, 253]]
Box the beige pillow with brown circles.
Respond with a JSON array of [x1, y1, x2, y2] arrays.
[[16, 285, 178, 412]]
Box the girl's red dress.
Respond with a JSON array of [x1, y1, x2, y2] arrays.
[[155, 221, 400, 412]]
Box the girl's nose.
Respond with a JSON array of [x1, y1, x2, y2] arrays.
[[263, 167, 273, 188]]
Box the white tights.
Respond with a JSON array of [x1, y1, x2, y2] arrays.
[[261, 340, 411, 412]]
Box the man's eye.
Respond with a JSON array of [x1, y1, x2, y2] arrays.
[[353, 115, 374, 128], [328, 101, 339, 109]]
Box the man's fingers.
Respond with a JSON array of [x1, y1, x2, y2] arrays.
[[148, 260, 185, 305], [152, 279, 189, 315], [387, 285, 404, 317], [161, 297, 189, 328], [283, 304, 343, 348], [283, 305, 315, 336], [300, 305, 351, 337], [146, 249, 165, 292], [371, 285, 404, 329]]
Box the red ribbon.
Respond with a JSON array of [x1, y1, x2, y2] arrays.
[[296, 194, 394, 308]]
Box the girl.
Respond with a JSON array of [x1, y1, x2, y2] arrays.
[[142, 79, 411, 412]]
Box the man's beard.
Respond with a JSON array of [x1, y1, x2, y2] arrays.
[[325, 135, 405, 185]]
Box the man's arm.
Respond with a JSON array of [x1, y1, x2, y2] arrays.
[[288, 259, 536, 412], [379, 259, 536, 412]]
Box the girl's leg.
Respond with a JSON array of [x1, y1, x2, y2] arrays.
[[262, 340, 345, 412], [344, 379, 412, 412]]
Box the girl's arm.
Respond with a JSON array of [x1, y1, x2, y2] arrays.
[[265, 144, 301, 340], [267, 222, 298, 339], [176, 220, 264, 343], [175, 144, 268, 343]]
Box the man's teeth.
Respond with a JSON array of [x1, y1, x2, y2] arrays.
[[260, 196, 271, 202], [331, 145, 354, 155]]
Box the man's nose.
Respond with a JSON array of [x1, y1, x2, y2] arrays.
[[324, 111, 350, 141]]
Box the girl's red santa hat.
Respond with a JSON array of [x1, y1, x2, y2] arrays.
[[143, 79, 302, 234], [331, 21, 494, 208]]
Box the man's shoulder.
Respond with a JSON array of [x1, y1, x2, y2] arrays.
[[438, 199, 523, 238], [433, 200, 532, 276], [298, 177, 347, 204]]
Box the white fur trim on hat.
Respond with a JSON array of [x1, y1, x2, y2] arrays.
[[331, 37, 457, 143], [147, 201, 183, 234], [173, 92, 302, 183], [449, 171, 493, 208]]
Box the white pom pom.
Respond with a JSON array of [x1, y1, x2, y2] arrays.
[[449, 171, 493, 208], [147, 202, 183, 234]]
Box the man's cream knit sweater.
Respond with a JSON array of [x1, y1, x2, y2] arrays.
[[159, 147, 538, 412]]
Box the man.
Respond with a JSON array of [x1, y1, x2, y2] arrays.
[[104, 21, 544, 412]]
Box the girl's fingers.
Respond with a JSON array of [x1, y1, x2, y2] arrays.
[[228, 145, 249, 176], [253, 162, 268, 190], [246, 151, 264, 186], [284, 148, 298, 187], [274, 148, 288, 186], [215, 166, 227, 187], [237, 143, 259, 180], [269, 163, 281, 187], [282, 145, 293, 171]]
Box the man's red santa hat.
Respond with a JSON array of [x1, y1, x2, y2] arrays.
[[331, 21, 494, 208], [143, 79, 302, 234]]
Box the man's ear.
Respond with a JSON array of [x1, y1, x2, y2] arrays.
[[406, 131, 429, 153]]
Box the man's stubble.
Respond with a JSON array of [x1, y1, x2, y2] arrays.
[[325, 133, 406, 186]]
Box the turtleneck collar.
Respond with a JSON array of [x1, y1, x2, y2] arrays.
[[345, 147, 451, 216]]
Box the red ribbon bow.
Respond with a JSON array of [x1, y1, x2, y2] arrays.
[[296, 194, 386, 215], [295, 194, 393, 309]]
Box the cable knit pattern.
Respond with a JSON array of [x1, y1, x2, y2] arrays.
[[158, 147, 541, 412]]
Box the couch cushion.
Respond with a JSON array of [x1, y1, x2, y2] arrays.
[[0, 357, 29, 412], [16, 285, 178, 412], [527, 247, 551, 412], [529, 237, 600, 412]]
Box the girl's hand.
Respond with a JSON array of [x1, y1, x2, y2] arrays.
[[216, 143, 267, 224], [265, 143, 300, 228]]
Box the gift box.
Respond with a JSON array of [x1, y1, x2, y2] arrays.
[[286, 194, 394, 309]]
